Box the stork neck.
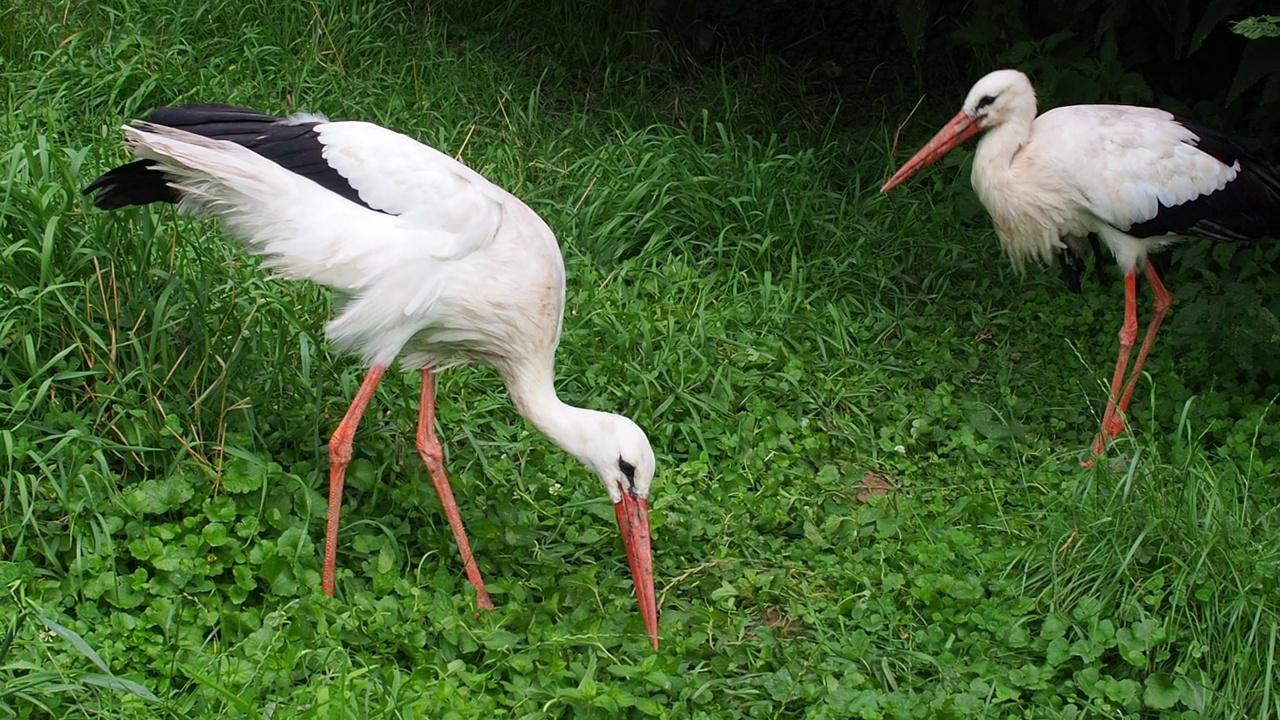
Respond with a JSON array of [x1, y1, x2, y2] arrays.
[[971, 114, 1034, 213], [502, 359, 600, 468], [974, 114, 1033, 173]]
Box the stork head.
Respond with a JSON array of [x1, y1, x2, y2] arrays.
[[586, 414, 656, 505], [880, 69, 1037, 192], [579, 412, 659, 650], [961, 69, 1037, 131]]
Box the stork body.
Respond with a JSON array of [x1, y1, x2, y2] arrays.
[[84, 106, 659, 648], [882, 70, 1280, 460]]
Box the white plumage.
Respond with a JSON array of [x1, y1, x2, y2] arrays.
[[85, 105, 660, 649], [882, 69, 1280, 461], [125, 120, 540, 369]]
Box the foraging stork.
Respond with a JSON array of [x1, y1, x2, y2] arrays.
[[83, 105, 660, 648], [881, 70, 1280, 461]]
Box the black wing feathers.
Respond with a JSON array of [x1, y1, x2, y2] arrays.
[[83, 104, 388, 214], [1126, 116, 1280, 242], [247, 121, 373, 209], [144, 104, 281, 144], [81, 159, 179, 209]]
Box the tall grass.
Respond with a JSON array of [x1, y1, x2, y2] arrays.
[[1, 0, 1278, 717]]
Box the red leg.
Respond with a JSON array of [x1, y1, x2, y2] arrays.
[[1114, 262, 1174, 420], [324, 365, 386, 597], [416, 369, 494, 610], [1087, 270, 1140, 462]]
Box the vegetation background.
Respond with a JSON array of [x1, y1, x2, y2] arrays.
[[1, 0, 1278, 717]]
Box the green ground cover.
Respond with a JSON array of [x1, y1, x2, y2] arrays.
[[1, 0, 1277, 716]]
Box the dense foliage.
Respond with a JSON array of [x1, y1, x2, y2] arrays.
[[1, 0, 1278, 717], [649, 0, 1280, 133]]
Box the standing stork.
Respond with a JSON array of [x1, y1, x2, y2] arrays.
[[83, 105, 660, 649], [881, 70, 1280, 461]]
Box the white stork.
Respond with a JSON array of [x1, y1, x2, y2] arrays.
[[83, 105, 660, 649], [881, 69, 1280, 461]]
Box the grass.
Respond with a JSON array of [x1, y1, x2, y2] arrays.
[[1, 0, 1279, 717]]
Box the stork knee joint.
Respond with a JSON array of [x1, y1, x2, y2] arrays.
[[1118, 326, 1138, 347], [329, 433, 355, 466], [416, 435, 444, 466]]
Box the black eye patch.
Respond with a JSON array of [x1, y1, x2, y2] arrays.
[[618, 457, 636, 484], [976, 95, 996, 110]]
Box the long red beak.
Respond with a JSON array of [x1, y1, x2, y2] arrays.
[[880, 111, 983, 193], [615, 494, 658, 650]]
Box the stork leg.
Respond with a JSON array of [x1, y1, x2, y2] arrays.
[[324, 365, 387, 597], [416, 368, 494, 610], [1114, 262, 1173, 420], [1087, 271, 1140, 462], [1086, 264, 1174, 463]]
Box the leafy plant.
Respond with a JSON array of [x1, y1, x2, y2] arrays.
[[1230, 15, 1280, 38]]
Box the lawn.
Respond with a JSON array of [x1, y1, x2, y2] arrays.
[[1, 0, 1278, 717]]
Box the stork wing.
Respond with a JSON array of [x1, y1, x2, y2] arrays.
[[1034, 105, 1267, 242], [304, 120, 510, 259], [86, 106, 514, 260], [147, 107, 511, 259]]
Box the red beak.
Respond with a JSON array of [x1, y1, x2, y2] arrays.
[[615, 494, 658, 650], [880, 111, 983, 193]]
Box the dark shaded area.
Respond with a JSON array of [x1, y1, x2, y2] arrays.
[[1059, 235, 1110, 294], [645, 0, 1280, 139]]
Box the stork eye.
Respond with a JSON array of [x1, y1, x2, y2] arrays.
[[976, 95, 996, 110], [618, 457, 636, 483]]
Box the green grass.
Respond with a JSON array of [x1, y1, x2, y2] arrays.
[[2, 0, 1279, 717]]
